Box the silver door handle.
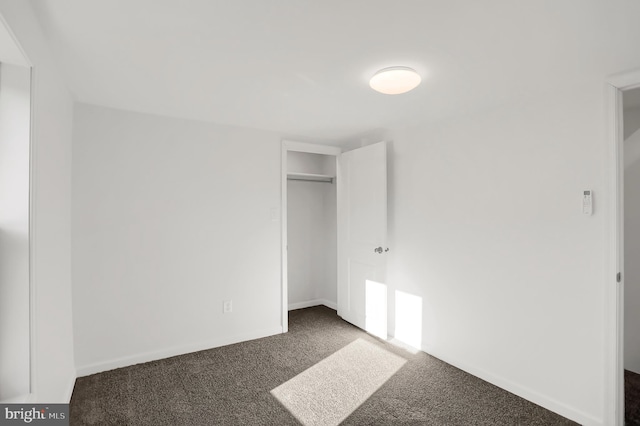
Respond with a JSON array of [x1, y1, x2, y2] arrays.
[[374, 247, 389, 254]]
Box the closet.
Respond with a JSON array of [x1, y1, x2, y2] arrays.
[[286, 151, 337, 311]]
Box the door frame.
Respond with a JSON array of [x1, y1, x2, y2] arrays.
[[0, 12, 35, 403], [606, 68, 640, 426], [280, 140, 341, 332]]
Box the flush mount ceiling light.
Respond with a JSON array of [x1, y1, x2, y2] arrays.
[[369, 66, 421, 95]]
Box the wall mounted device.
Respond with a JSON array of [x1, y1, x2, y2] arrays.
[[583, 190, 593, 215]]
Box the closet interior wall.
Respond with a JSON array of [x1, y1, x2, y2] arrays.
[[287, 151, 337, 310]]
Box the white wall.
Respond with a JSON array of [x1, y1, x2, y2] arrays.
[[288, 151, 336, 176], [0, 0, 76, 402], [625, 128, 640, 374], [72, 104, 283, 374], [322, 182, 337, 304], [624, 107, 640, 140], [385, 83, 608, 425], [0, 63, 31, 401]]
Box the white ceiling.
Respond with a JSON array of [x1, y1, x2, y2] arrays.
[[30, 0, 627, 141], [0, 18, 30, 67]]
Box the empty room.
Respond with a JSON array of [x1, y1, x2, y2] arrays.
[[1, 1, 640, 425]]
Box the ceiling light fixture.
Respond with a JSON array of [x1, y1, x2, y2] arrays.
[[369, 66, 421, 95]]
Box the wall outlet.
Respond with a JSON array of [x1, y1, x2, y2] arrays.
[[223, 300, 232, 313]]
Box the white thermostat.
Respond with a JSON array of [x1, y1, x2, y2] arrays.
[[583, 190, 593, 215]]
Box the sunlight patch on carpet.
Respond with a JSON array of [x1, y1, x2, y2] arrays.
[[270, 338, 406, 426]]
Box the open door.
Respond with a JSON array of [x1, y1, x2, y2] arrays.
[[337, 142, 388, 337]]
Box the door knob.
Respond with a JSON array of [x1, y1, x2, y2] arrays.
[[374, 247, 389, 254]]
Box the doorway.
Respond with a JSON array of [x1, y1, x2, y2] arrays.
[[280, 140, 389, 336], [622, 86, 640, 424], [281, 141, 341, 332], [607, 69, 640, 426]]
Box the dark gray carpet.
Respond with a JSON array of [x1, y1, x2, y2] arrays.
[[70, 306, 576, 425], [627, 369, 640, 425]]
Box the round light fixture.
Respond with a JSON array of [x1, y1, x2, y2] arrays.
[[369, 66, 421, 95]]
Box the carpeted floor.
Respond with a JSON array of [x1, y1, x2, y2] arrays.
[[627, 369, 640, 425], [70, 306, 576, 425]]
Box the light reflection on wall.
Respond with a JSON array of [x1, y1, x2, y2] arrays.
[[394, 290, 422, 350], [365, 280, 387, 339]]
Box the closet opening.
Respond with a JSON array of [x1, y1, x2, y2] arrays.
[[281, 141, 341, 332]]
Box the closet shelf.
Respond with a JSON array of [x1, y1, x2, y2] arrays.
[[287, 172, 335, 183]]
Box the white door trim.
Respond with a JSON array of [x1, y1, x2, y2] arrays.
[[605, 68, 640, 426], [0, 11, 35, 402], [280, 140, 341, 332]]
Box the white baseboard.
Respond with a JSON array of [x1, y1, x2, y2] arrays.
[[627, 364, 640, 375], [1, 393, 33, 403], [421, 344, 603, 426], [288, 299, 337, 311], [64, 373, 77, 402], [321, 299, 337, 310], [75, 326, 283, 377], [73, 310, 598, 424]]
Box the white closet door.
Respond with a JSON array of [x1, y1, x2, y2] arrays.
[[337, 141, 388, 338]]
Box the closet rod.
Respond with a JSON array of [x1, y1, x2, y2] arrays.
[[287, 177, 334, 183], [287, 172, 335, 183]]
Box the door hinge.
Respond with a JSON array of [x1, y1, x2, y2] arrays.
[[617, 272, 622, 283]]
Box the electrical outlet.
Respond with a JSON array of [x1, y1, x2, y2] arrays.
[[223, 300, 232, 313]]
